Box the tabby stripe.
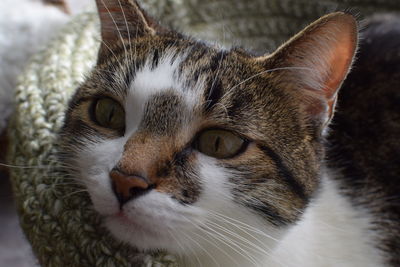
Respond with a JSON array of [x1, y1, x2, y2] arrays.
[[247, 202, 290, 226], [258, 144, 307, 200], [151, 48, 160, 69], [184, 45, 207, 81], [204, 51, 227, 112], [191, 49, 221, 84]]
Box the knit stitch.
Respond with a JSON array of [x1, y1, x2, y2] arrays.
[[9, 11, 177, 267]]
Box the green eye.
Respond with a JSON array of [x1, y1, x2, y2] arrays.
[[194, 129, 246, 159], [93, 98, 125, 131]]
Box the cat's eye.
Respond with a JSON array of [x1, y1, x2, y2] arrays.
[[194, 129, 246, 159], [93, 98, 125, 131]]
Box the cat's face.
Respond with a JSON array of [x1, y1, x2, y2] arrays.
[[60, 0, 357, 264]]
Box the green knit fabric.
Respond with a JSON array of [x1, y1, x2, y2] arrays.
[[9, 11, 177, 267], [8, 1, 400, 266]]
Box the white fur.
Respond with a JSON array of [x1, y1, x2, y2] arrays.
[[174, 155, 284, 267], [268, 172, 385, 267], [81, 137, 385, 267], [76, 51, 283, 266], [76, 50, 384, 267], [175, 166, 385, 267], [79, 138, 284, 266], [125, 50, 201, 135], [76, 137, 124, 215], [125, 52, 181, 134], [0, 0, 69, 132]]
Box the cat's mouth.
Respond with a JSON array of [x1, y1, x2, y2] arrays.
[[103, 204, 200, 252], [103, 197, 197, 242], [112, 211, 134, 224], [106, 210, 165, 239], [90, 185, 204, 251]]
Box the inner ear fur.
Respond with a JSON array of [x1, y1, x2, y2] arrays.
[[259, 12, 358, 131]]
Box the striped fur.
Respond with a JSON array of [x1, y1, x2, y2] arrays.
[[59, 1, 398, 266]]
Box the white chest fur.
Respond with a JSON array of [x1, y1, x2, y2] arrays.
[[179, 173, 385, 267], [266, 174, 384, 267]]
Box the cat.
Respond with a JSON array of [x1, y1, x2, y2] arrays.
[[59, 0, 399, 266]]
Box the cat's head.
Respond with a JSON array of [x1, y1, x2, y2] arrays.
[[60, 0, 357, 264]]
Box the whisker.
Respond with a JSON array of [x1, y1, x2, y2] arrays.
[[166, 229, 185, 260], [92, 36, 126, 74], [51, 182, 85, 187], [180, 231, 203, 267], [180, 216, 240, 267], [116, 0, 133, 70], [199, 221, 261, 267], [205, 219, 273, 256], [0, 162, 53, 169], [207, 213, 291, 267], [100, 0, 129, 69], [223, 66, 314, 99], [190, 229, 239, 267], [182, 231, 216, 267], [181, 214, 260, 267], [62, 189, 89, 198], [208, 210, 280, 242]]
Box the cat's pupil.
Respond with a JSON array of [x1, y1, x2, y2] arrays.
[[108, 106, 115, 123], [93, 98, 125, 132], [214, 136, 221, 152], [195, 129, 246, 159]]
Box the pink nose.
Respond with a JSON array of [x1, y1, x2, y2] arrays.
[[109, 169, 154, 206]]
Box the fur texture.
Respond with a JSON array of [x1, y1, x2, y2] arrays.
[[327, 14, 400, 266], [59, 1, 398, 266]]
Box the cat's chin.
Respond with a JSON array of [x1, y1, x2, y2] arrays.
[[105, 213, 166, 249], [101, 191, 202, 252], [104, 211, 194, 253]]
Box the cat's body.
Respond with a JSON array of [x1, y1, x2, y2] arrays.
[[59, 1, 399, 266], [326, 15, 400, 266], [263, 173, 384, 267]]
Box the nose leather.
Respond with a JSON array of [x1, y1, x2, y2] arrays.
[[110, 169, 153, 206]]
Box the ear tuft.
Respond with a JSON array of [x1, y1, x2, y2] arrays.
[[262, 12, 358, 132]]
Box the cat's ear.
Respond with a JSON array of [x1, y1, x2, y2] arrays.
[[95, 0, 166, 58], [260, 12, 358, 133]]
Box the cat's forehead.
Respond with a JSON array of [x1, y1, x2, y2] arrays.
[[126, 48, 199, 136], [91, 40, 254, 119], [97, 37, 255, 91], [123, 42, 234, 137]]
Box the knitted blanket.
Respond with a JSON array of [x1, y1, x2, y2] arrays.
[[9, 11, 176, 267], [8, 1, 400, 266]]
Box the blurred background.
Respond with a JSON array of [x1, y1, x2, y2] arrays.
[[0, 1, 90, 266]]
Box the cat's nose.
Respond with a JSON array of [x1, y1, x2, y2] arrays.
[[109, 169, 154, 206]]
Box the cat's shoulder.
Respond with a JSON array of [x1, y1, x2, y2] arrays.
[[327, 14, 400, 266]]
